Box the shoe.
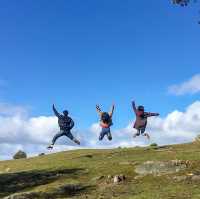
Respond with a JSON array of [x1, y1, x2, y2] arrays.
[[47, 144, 53, 150], [133, 133, 139, 138], [144, 133, 150, 140], [74, 139, 80, 145]]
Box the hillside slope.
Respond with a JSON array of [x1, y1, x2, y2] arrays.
[[1, 142, 200, 199]]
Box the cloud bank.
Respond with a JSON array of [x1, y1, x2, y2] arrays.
[[0, 101, 200, 160], [168, 74, 200, 95]]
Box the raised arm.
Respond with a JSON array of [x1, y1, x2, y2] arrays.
[[96, 104, 102, 116], [146, 112, 160, 117], [109, 104, 115, 117], [132, 101, 137, 114], [53, 104, 61, 118]]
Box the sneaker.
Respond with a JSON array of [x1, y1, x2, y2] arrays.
[[47, 144, 53, 150], [144, 133, 150, 140], [74, 139, 80, 145], [133, 133, 140, 138]]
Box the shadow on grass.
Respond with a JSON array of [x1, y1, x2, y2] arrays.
[[0, 168, 87, 197], [40, 184, 94, 199]]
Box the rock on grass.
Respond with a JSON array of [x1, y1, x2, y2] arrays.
[[135, 160, 189, 176]]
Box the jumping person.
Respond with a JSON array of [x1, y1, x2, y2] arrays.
[[132, 100, 159, 140], [172, 0, 189, 6], [96, 103, 115, 141], [47, 104, 80, 149]]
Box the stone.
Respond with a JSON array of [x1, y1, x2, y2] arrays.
[[113, 175, 126, 183], [135, 160, 187, 176], [191, 175, 200, 182], [173, 176, 188, 182], [113, 176, 120, 183]]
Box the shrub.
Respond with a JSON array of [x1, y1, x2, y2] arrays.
[[13, 150, 27, 159], [150, 143, 158, 147]]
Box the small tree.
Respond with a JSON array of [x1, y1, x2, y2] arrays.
[[13, 150, 27, 159]]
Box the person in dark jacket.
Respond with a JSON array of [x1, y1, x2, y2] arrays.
[[96, 103, 115, 141], [47, 104, 80, 149], [172, 0, 189, 6], [132, 100, 159, 140]]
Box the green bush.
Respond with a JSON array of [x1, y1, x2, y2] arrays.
[[13, 150, 27, 159], [150, 143, 158, 147]]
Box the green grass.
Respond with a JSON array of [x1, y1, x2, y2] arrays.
[[1, 142, 200, 198]]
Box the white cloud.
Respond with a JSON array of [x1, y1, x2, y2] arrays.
[[1, 102, 200, 160], [168, 74, 200, 95], [0, 103, 28, 116], [146, 101, 200, 144]]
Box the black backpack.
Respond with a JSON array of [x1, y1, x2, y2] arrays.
[[101, 112, 112, 124]]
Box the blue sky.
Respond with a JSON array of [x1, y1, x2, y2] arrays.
[[0, 0, 200, 131]]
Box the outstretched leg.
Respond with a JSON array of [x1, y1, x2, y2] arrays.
[[47, 131, 65, 149], [99, 128, 107, 141], [133, 129, 140, 138], [141, 128, 150, 140], [66, 130, 80, 145], [106, 129, 112, 141]]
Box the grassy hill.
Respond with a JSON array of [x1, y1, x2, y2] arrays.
[[1, 142, 200, 199]]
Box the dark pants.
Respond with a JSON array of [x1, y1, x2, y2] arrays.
[[136, 126, 146, 136], [99, 127, 112, 141], [52, 129, 74, 145]]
